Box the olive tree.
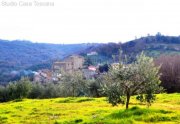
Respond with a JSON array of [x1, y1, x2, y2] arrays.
[[101, 53, 162, 109], [60, 71, 88, 97], [13, 78, 32, 99]]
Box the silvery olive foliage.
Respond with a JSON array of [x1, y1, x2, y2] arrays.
[[101, 52, 162, 109]]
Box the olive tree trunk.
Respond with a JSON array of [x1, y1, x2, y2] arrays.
[[126, 92, 130, 109]]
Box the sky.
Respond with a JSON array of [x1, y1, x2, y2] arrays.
[[0, 0, 180, 44]]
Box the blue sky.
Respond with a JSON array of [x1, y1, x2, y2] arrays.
[[0, 0, 180, 44]]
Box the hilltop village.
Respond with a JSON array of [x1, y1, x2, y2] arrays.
[[33, 54, 104, 83]]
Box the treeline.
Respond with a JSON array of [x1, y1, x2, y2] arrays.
[[1, 54, 180, 103], [0, 73, 102, 102]]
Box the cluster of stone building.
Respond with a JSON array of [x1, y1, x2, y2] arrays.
[[33, 55, 98, 83]]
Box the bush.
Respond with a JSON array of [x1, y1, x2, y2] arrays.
[[0, 86, 9, 102], [28, 83, 44, 99], [14, 78, 32, 99]]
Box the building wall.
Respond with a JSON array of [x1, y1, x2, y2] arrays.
[[52, 55, 84, 74]]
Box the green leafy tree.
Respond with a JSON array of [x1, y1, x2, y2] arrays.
[[0, 86, 9, 102], [88, 79, 102, 97], [102, 53, 162, 109], [14, 78, 32, 99], [28, 83, 44, 99], [60, 71, 88, 97], [6, 82, 17, 100], [42, 83, 60, 98]]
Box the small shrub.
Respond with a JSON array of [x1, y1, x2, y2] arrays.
[[74, 119, 83, 123]]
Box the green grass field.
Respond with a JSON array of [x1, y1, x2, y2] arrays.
[[0, 93, 180, 124]]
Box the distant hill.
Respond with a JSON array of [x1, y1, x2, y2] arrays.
[[81, 34, 180, 64], [0, 39, 94, 83], [122, 33, 180, 57], [1, 34, 180, 83]]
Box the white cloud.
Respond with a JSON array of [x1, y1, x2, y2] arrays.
[[0, 0, 180, 44]]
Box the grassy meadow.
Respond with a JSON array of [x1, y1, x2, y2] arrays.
[[0, 93, 180, 124]]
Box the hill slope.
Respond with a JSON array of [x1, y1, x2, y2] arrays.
[[0, 94, 179, 123], [0, 40, 93, 82], [1, 34, 180, 82], [81, 34, 180, 64]]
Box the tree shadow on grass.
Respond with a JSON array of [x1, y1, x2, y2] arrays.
[[57, 97, 95, 103], [108, 106, 179, 123]]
